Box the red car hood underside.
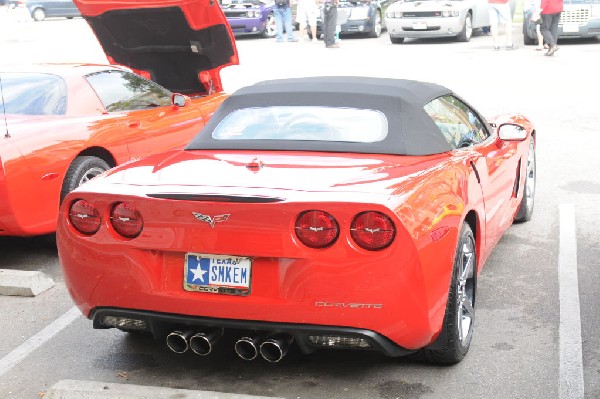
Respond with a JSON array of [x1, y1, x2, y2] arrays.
[[74, 0, 238, 95]]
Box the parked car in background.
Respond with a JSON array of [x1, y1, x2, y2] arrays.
[[25, 0, 81, 21], [0, 0, 238, 237], [57, 76, 537, 365], [385, 0, 490, 43], [314, 0, 392, 38], [523, 0, 600, 45], [220, 0, 277, 38]]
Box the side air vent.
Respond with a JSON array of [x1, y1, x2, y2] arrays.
[[147, 194, 284, 203]]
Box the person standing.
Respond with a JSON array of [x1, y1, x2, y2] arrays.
[[274, 0, 298, 42], [297, 0, 319, 41], [488, 0, 516, 50], [322, 0, 338, 48], [540, 0, 563, 56]]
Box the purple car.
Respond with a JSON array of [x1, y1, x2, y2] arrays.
[[220, 0, 277, 38]]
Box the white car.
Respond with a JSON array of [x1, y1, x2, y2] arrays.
[[385, 0, 490, 43]]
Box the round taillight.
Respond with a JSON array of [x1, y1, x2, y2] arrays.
[[110, 202, 143, 238], [351, 211, 395, 250], [295, 210, 339, 249], [68, 199, 101, 235]]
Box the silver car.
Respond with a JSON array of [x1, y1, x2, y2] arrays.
[[26, 0, 81, 21], [385, 0, 490, 43]]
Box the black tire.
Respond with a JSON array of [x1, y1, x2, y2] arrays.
[[60, 156, 110, 203], [422, 223, 476, 364], [32, 7, 45, 21], [514, 135, 536, 222], [523, 21, 536, 45], [262, 13, 276, 38], [456, 12, 472, 42], [368, 12, 382, 38], [390, 36, 405, 44]]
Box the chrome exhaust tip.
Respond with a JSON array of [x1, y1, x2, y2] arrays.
[[166, 330, 193, 354], [189, 329, 223, 356], [260, 335, 293, 363], [235, 336, 260, 360]]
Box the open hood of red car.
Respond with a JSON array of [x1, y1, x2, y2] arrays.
[[74, 0, 238, 96]]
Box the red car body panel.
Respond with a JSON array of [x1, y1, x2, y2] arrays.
[[58, 106, 533, 351]]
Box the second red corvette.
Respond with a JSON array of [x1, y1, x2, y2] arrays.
[[0, 0, 237, 237]]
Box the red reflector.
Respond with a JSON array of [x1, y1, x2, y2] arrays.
[[68, 199, 101, 235], [351, 211, 395, 251], [110, 202, 143, 238], [295, 210, 339, 249]]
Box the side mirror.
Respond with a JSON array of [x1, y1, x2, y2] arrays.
[[172, 93, 191, 108], [498, 123, 527, 141]]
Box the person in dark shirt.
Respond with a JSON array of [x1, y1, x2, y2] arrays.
[[322, 0, 339, 48]]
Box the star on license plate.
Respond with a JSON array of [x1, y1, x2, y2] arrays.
[[184, 253, 252, 296]]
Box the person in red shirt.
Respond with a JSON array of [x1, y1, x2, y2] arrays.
[[540, 0, 564, 56]]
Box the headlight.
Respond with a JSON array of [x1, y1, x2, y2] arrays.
[[386, 10, 403, 18], [349, 7, 370, 20], [441, 9, 460, 17], [591, 4, 600, 17], [248, 10, 260, 18]]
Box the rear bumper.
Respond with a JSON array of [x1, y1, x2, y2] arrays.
[[91, 307, 416, 357]]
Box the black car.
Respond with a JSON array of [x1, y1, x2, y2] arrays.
[[314, 0, 393, 39]]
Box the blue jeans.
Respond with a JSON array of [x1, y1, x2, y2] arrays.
[[274, 6, 295, 41]]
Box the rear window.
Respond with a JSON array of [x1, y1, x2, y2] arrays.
[[212, 106, 388, 143], [0, 73, 67, 115]]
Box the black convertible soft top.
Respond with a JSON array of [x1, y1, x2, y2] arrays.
[[187, 76, 456, 156]]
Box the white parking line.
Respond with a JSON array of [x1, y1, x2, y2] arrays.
[[0, 306, 80, 378], [559, 204, 584, 399]]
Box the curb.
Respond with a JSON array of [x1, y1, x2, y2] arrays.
[[44, 380, 283, 399]]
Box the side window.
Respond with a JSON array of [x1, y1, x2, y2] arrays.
[[85, 70, 172, 112], [424, 95, 490, 149], [1, 73, 67, 115]]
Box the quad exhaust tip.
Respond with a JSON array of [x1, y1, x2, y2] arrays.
[[260, 335, 293, 363], [234, 336, 261, 361], [167, 329, 223, 355], [189, 329, 223, 356], [235, 334, 294, 362], [166, 330, 193, 354]]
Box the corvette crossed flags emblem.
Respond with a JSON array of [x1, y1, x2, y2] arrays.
[[192, 212, 230, 228]]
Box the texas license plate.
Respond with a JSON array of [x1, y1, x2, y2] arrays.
[[184, 253, 251, 296], [562, 24, 579, 33], [413, 22, 427, 30]]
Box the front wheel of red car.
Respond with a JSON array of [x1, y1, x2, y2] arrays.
[[60, 156, 111, 203], [422, 222, 476, 364]]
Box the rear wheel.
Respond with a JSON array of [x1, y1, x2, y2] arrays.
[[422, 223, 476, 364], [514, 135, 536, 222], [32, 7, 46, 21], [60, 156, 110, 203]]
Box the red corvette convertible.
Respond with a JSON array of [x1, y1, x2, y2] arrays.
[[57, 77, 536, 364], [0, 0, 237, 237]]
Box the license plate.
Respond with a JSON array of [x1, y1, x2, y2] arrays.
[[413, 22, 428, 30], [184, 253, 251, 296], [562, 24, 579, 33]]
